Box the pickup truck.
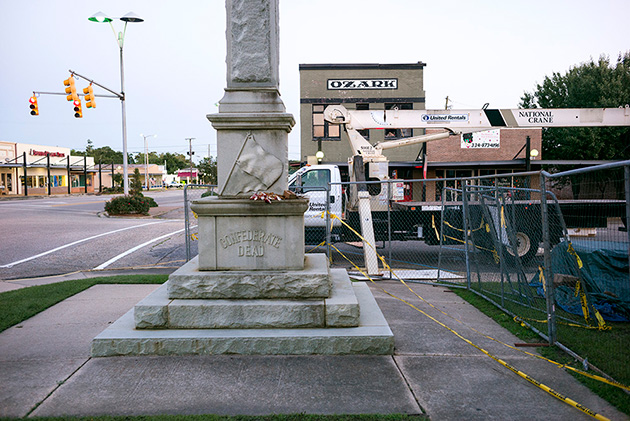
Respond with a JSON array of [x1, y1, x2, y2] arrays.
[[289, 164, 627, 261]]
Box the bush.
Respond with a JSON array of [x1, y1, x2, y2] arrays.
[[104, 195, 150, 215], [101, 186, 123, 194], [131, 191, 158, 207]]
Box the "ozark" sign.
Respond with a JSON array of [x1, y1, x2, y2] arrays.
[[327, 79, 398, 90]]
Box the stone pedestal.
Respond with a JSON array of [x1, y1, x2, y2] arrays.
[[92, 254, 394, 356], [90, 0, 393, 357]]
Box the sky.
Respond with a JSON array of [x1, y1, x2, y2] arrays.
[[1, 0, 628, 163]]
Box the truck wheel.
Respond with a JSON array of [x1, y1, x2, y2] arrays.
[[506, 231, 538, 261]]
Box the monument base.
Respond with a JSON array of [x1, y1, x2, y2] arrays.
[[92, 282, 394, 356]]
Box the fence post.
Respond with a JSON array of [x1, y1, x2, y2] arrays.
[[387, 180, 392, 279], [462, 181, 471, 289], [325, 183, 331, 261], [184, 185, 191, 262], [540, 172, 556, 345], [625, 165, 630, 277]]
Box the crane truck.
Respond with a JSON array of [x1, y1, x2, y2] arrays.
[[289, 105, 630, 264]]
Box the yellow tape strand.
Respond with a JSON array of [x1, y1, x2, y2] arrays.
[[324, 211, 623, 416]]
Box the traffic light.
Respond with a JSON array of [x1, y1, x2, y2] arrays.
[[83, 84, 95, 109], [29, 95, 39, 116], [64, 76, 78, 102], [73, 98, 83, 118]]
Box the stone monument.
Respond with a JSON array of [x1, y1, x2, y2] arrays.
[[91, 0, 393, 356]]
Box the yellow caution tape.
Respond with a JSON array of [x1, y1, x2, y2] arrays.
[[323, 210, 625, 415], [567, 242, 583, 269]]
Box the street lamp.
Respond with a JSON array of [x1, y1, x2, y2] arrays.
[[89, 11, 144, 196], [315, 150, 324, 164], [140, 133, 157, 191]]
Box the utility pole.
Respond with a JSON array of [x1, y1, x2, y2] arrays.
[[186, 137, 195, 184]]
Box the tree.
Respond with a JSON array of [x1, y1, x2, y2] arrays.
[[520, 52, 630, 160], [160, 152, 190, 174], [197, 156, 217, 184], [130, 168, 143, 196], [71, 145, 136, 165]]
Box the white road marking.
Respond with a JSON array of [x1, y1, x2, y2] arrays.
[[94, 227, 186, 270], [0, 221, 168, 268]]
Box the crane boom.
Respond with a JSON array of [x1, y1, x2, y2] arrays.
[[324, 104, 630, 131]]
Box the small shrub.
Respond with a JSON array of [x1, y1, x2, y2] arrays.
[[104, 195, 150, 215], [131, 191, 158, 207], [143, 195, 158, 207]]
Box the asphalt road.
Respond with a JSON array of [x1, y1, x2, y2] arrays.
[[0, 189, 546, 282], [0, 190, 190, 280]]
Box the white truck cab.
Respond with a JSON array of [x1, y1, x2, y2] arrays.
[[288, 164, 343, 242]]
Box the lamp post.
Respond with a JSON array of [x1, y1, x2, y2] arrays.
[[140, 133, 157, 190], [89, 11, 144, 196]]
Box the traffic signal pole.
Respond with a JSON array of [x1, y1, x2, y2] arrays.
[[31, 69, 129, 194]]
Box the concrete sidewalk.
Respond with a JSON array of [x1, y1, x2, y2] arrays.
[[0, 279, 626, 420]]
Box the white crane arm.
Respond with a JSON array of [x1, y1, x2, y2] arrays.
[[324, 104, 630, 130]]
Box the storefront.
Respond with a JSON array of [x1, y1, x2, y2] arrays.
[[0, 142, 96, 196]]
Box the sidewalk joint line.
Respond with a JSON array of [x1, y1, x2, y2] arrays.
[[24, 357, 92, 418]]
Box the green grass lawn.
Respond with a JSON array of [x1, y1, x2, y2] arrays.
[[16, 415, 420, 421], [0, 275, 168, 333]]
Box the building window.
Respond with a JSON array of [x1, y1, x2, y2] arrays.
[[434, 169, 472, 201], [71, 174, 88, 187], [355, 103, 370, 140], [21, 176, 36, 188], [384, 103, 413, 139], [312, 104, 340, 141]]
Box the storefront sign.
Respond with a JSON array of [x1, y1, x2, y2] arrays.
[[461, 129, 500, 149], [30, 149, 65, 157], [327, 79, 398, 90]]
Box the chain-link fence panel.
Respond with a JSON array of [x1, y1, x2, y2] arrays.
[[184, 184, 216, 262], [541, 162, 630, 388], [458, 183, 549, 328]]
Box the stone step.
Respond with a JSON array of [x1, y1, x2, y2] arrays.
[[135, 266, 360, 330], [167, 254, 331, 299], [93, 282, 393, 356]]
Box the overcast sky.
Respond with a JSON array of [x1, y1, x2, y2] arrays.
[[1, 0, 628, 162]]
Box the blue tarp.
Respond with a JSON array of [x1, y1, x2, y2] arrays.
[[531, 239, 630, 322]]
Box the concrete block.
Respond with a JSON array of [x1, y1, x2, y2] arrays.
[[168, 298, 324, 329], [325, 269, 359, 327], [192, 197, 308, 271], [167, 254, 331, 299], [134, 284, 171, 329]]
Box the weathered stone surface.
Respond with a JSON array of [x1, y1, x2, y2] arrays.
[[192, 197, 308, 270], [93, 282, 394, 356], [168, 299, 324, 329], [325, 269, 360, 327], [134, 284, 170, 329], [226, 0, 279, 89], [167, 254, 330, 299]]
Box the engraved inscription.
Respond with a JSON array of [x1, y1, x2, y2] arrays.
[[219, 230, 282, 257]]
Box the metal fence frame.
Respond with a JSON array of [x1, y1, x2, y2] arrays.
[[184, 184, 215, 262]]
